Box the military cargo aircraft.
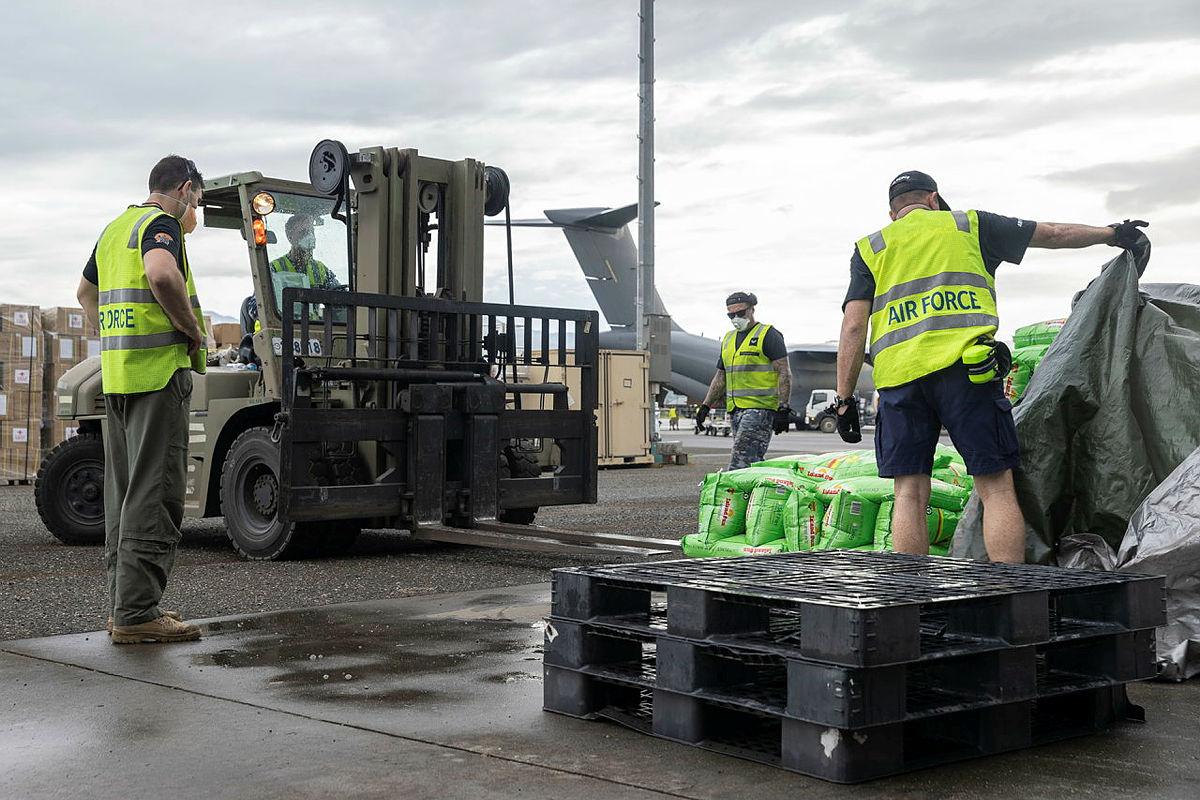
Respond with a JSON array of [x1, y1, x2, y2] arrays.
[[495, 204, 874, 409]]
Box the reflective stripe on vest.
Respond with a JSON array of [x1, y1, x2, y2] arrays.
[[270, 253, 331, 287], [720, 323, 778, 411], [95, 205, 207, 394], [857, 209, 998, 389]]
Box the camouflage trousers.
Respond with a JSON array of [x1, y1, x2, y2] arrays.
[[728, 408, 774, 470]]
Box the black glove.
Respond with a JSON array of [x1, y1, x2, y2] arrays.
[[1108, 219, 1149, 249], [773, 406, 791, 435], [695, 404, 710, 429], [831, 398, 862, 444]]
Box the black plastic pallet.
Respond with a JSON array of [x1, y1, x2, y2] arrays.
[[551, 551, 1165, 667], [543, 667, 1141, 783], [545, 617, 1157, 728]]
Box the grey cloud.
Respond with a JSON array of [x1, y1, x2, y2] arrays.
[[839, 0, 1200, 78], [1046, 147, 1200, 214]]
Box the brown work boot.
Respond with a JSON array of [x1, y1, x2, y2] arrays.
[[111, 614, 201, 644], [107, 610, 181, 635]]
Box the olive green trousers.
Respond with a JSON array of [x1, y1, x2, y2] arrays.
[[103, 369, 191, 626]]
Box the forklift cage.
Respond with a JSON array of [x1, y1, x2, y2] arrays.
[[278, 287, 599, 529]]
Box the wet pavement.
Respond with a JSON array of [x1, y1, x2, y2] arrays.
[[2, 583, 1197, 799]]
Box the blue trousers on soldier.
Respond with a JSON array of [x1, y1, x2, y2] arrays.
[[728, 408, 773, 470]]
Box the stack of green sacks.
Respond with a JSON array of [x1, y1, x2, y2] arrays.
[[814, 475, 965, 556], [1005, 318, 1066, 402], [682, 445, 973, 558], [685, 466, 814, 557]]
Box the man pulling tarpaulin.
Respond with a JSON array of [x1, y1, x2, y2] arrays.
[[953, 236, 1200, 677]]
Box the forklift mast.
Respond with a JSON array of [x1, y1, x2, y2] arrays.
[[273, 141, 607, 542], [350, 146, 489, 302]]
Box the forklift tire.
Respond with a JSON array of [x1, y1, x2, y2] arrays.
[[818, 415, 837, 434], [219, 426, 362, 560], [723, 428, 731, 437], [498, 447, 539, 526], [35, 431, 106, 545]]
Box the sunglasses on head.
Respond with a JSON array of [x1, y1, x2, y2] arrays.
[[727, 309, 749, 319]]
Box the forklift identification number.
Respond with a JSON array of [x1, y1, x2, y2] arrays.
[[271, 337, 323, 356]]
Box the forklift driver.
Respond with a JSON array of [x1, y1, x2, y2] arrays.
[[269, 213, 340, 290]]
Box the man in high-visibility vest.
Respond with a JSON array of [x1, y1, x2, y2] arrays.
[[696, 292, 792, 469], [77, 155, 208, 643], [835, 170, 1148, 563], [269, 213, 339, 289]]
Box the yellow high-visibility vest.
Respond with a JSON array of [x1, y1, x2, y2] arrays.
[[721, 323, 778, 411], [857, 209, 998, 389], [96, 205, 206, 394]]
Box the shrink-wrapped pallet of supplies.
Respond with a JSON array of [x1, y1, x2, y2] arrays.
[[0, 305, 44, 480], [41, 306, 97, 455]]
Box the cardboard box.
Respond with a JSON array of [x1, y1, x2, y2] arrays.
[[0, 331, 41, 361], [212, 322, 242, 348], [42, 306, 94, 336], [44, 332, 84, 366], [0, 390, 40, 422], [0, 358, 44, 395], [0, 419, 42, 480], [0, 305, 40, 336]]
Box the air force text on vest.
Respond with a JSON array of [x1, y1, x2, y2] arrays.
[[885, 289, 983, 325], [100, 307, 137, 331]]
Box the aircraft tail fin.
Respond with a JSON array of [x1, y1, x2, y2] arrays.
[[535, 203, 668, 329]]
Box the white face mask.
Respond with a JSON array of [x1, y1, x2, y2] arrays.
[[730, 315, 751, 332]]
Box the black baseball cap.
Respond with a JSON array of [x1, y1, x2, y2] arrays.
[[889, 171, 951, 211], [725, 291, 757, 307]]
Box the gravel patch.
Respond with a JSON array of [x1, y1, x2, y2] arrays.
[[0, 460, 711, 641]]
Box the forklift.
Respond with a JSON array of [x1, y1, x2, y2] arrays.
[[36, 140, 673, 560]]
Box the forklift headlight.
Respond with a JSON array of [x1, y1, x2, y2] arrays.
[[251, 192, 276, 215]]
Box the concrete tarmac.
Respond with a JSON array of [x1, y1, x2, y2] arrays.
[[2, 584, 1196, 800]]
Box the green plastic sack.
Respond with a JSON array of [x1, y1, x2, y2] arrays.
[[873, 500, 963, 550], [710, 535, 787, 557], [799, 451, 865, 481], [718, 466, 806, 491], [783, 489, 822, 551], [933, 443, 965, 471], [1005, 344, 1050, 403], [752, 454, 820, 470], [697, 478, 749, 544], [697, 467, 809, 544], [1013, 318, 1067, 348], [682, 533, 721, 557], [815, 477, 892, 549], [932, 461, 973, 492], [816, 476, 895, 505], [745, 483, 798, 545]]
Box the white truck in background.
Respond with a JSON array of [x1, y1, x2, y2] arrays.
[[800, 389, 875, 433]]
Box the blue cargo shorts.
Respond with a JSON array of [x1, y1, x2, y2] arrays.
[[875, 362, 1020, 478]]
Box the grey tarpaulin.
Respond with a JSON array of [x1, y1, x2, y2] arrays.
[[952, 240, 1200, 561], [1114, 448, 1200, 680]]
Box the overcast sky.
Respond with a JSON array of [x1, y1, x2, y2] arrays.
[[2, 1, 1197, 342]]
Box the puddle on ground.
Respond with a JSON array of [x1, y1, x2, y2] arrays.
[[193, 608, 542, 706]]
